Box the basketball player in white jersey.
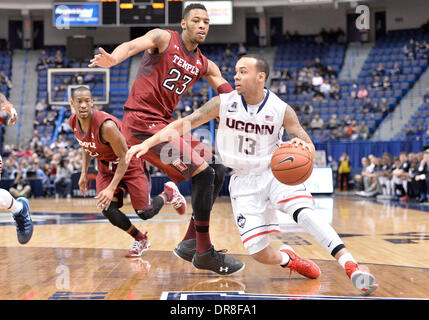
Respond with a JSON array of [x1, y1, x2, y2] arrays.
[[0, 93, 33, 244], [125, 55, 378, 295]]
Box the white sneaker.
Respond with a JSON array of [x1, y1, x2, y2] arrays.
[[125, 233, 151, 258], [163, 181, 187, 215]]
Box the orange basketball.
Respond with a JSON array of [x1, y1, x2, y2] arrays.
[[270, 143, 314, 185]]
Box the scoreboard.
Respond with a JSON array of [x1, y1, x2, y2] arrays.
[[53, 1, 232, 28], [102, 0, 184, 26]]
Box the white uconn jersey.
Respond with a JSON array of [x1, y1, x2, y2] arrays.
[[217, 89, 286, 175]]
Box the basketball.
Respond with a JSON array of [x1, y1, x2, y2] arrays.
[[270, 143, 314, 185]]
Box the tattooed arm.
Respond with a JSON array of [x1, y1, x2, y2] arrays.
[[282, 103, 315, 155], [0, 93, 18, 125], [126, 96, 220, 162], [89, 28, 171, 68]]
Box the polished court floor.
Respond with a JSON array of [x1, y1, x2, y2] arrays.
[[0, 194, 428, 300]]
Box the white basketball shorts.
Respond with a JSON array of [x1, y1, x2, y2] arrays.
[[229, 169, 314, 255]]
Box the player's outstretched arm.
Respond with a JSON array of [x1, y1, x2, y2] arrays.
[[88, 28, 171, 68], [282, 104, 315, 155], [203, 60, 234, 94], [126, 96, 221, 162], [0, 93, 18, 125], [78, 149, 91, 197]]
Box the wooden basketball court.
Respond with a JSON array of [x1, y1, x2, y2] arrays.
[[0, 194, 428, 300]]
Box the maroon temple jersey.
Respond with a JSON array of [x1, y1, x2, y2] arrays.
[[123, 30, 209, 123], [70, 110, 121, 164]]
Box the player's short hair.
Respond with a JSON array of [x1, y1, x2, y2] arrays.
[[242, 54, 270, 82], [183, 3, 207, 19], [71, 86, 92, 99]]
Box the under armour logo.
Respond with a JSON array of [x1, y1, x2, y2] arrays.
[[220, 266, 229, 273], [196, 59, 202, 65], [174, 45, 180, 50]]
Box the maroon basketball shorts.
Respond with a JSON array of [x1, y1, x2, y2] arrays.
[[122, 110, 213, 184], [96, 157, 152, 211]]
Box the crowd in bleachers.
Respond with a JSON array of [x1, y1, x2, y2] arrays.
[[348, 149, 429, 203]]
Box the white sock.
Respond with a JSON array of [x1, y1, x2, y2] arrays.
[[279, 251, 290, 266], [338, 252, 357, 269], [0, 189, 22, 213]]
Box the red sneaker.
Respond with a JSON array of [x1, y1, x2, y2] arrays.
[[399, 195, 410, 201], [280, 245, 321, 279], [345, 261, 378, 295], [125, 233, 151, 258], [163, 181, 187, 215]]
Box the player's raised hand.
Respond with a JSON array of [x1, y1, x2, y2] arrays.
[[126, 143, 149, 164], [88, 47, 117, 68], [7, 107, 18, 125]]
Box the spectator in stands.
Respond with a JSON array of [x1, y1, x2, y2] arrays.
[[281, 68, 292, 81], [376, 153, 394, 200], [313, 57, 325, 73], [380, 98, 390, 117], [371, 76, 382, 90], [405, 126, 415, 137], [388, 62, 402, 76], [416, 124, 426, 137], [357, 86, 368, 99], [14, 144, 33, 159], [297, 67, 310, 88], [350, 83, 358, 99], [356, 154, 379, 197], [338, 152, 351, 191], [53, 50, 64, 68], [271, 68, 282, 81], [326, 113, 339, 129], [372, 63, 386, 78], [277, 81, 287, 95], [414, 150, 429, 202], [9, 170, 31, 199], [303, 101, 313, 115], [329, 79, 341, 100], [324, 66, 337, 79], [238, 43, 247, 57], [310, 113, 324, 130], [359, 121, 370, 140], [294, 81, 305, 95], [54, 158, 73, 199], [59, 119, 72, 134], [361, 98, 373, 114], [320, 79, 331, 98], [403, 39, 416, 59], [349, 120, 360, 141], [223, 48, 233, 59], [33, 111, 45, 127], [382, 76, 392, 90], [354, 157, 371, 191], [35, 98, 47, 112], [423, 87, 429, 104], [40, 132, 51, 148], [27, 159, 49, 194], [45, 112, 57, 126], [36, 50, 50, 71], [0, 72, 12, 89], [30, 131, 43, 155], [391, 152, 411, 200], [311, 72, 323, 91], [329, 128, 341, 140]]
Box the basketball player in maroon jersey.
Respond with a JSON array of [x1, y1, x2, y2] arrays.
[[88, 4, 244, 275], [69, 86, 186, 258]]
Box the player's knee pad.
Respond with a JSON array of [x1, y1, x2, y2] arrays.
[[0, 189, 13, 210], [135, 195, 164, 220], [291, 207, 345, 257], [102, 202, 132, 231], [209, 162, 227, 203], [191, 165, 215, 221]]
